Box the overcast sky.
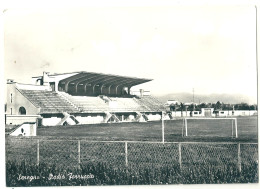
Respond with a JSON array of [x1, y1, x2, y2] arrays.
[[4, 4, 257, 101]]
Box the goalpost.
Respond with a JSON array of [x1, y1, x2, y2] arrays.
[[182, 117, 238, 138]]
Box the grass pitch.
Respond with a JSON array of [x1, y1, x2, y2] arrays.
[[35, 116, 257, 142], [5, 116, 258, 186]]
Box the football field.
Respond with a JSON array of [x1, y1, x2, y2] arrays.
[[5, 116, 258, 186], [36, 116, 258, 142]]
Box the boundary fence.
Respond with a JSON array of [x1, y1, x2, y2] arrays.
[[5, 139, 258, 172]]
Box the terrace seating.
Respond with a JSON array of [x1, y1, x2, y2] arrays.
[[20, 89, 165, 114], [59, 93, 110, 112], [135, 96, 166, 112], [109, 97, 146, 112], [57, 93, 165, 113], [19, 90, 79, 113]]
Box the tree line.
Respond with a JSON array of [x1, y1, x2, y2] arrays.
[[169, 101, 257, 112]]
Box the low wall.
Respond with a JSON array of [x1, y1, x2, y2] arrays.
[[170, 111, 192, 117], [6, 115, 41, 125], [212, 110, 257, 117], [232, 110, 257, 116]]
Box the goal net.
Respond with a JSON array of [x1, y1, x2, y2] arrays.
[[182, 118, 238, 138]]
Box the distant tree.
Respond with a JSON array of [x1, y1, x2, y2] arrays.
[[188, 104, 195, 111], [169, 103, 179, 117], [234, 104, 239, 110], [240, 103, 250, 110], [179, 103, 185, 117], [233, 103, 255, 110], [195, 105, 200, 111], [170, 103, 179, 111], [215, 101, 222, 110], [169, 104, 176, 111], [196, 103, 207, 111], [249, 105, 256, 110], [221, 104, 227, 110], [224, 104, 233, 110], [200, 103, 207, 108]]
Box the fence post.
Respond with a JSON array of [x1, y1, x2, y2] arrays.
[[78, 140, 81, 164], [37, 139, 39, 166], [238, 143, 241, 172], [182, 118, 184, 137], [162, 113, 165, 143], [125, 142, 128, 167], [185, 118, 188, 136], [178, 143, 182, 170], [231, 119, 234, 138], [235, 118, 238, 138]]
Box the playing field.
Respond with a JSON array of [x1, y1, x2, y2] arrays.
[[5, 116, 258, 186], [35, 116, 258, 142]]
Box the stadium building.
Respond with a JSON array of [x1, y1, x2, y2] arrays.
[[6, 71, 166, 126]]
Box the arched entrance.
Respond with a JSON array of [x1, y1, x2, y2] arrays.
[[18, 107, 26, 115]]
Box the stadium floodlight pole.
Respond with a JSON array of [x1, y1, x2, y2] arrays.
[[162, 111, 165, 143]]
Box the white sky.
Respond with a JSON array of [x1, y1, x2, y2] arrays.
[[3, 3, 257, 100]]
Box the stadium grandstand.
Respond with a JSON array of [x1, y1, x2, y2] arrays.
[[5, 71, 166, 126]]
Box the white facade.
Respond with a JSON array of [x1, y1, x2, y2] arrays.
[[215, 110, 257, 117], [31, 72, 78, 91], [10, 123, 37, 136]]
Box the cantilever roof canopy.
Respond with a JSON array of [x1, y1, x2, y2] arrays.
[[58, 71, 152, 95]]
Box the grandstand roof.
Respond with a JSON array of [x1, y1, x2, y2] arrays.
[[59, 71, 152, 88]]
